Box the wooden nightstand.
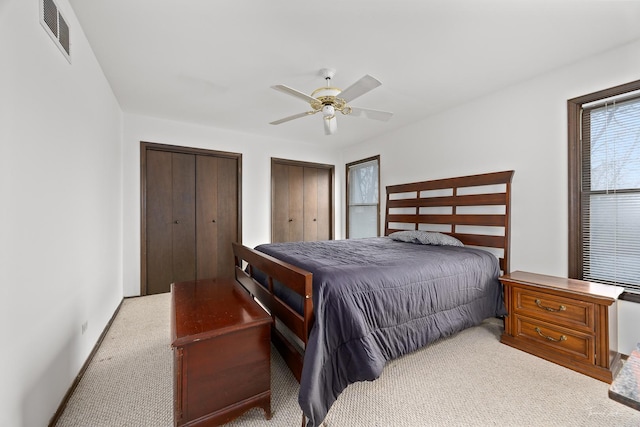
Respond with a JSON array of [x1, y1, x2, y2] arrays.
[[500, 271, 624, 383], [171, 278, 273, 426]]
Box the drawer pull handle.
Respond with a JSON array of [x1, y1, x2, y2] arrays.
[[535, 299, 566, 312], [534, 327, 567, 342]]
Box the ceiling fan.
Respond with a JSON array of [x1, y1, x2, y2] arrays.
[[269, 68, 393, 135]]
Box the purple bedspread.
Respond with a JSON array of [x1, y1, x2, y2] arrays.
[[255, 237, 505, 427]]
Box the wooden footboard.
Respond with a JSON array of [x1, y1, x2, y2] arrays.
[[232, 242, 313, 382]]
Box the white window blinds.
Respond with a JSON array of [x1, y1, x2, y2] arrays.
[[347, 157, 379, 238], [581, 96, 640, 293]]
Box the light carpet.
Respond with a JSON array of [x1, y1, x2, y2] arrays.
[[55, 293, 640, 426]]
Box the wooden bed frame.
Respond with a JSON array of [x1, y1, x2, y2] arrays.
[[233, 170, 514, 382]]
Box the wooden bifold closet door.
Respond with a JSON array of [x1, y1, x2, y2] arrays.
[[271, 158, 334, 243], [142, 143, 241, 295]]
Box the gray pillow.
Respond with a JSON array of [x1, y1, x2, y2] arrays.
[[388, 230, 464, 247]]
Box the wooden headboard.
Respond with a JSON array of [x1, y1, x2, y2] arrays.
[[384, 170, 514, 273]]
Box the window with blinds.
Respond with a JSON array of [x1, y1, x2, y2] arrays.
[[573, 86, 640, 294], [346, 156, 380, 239]]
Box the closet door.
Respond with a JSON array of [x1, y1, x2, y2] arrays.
[[171, 153, 197, 282], [271, 162, 288, 243], [271, 158, 334, 243], [272, 163, 304, 243], [142, 143, 242, 295], [146, 151, 196, 295], [288, 166, 304, 242], [314, 167, 331, 241], [303, 167, 319, 241], [146, 150, 173, 295], [215, 157, 240, 278], [196, 155, 238, 279], [196, 155, 218, 279]]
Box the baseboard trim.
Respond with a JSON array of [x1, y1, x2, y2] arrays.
[[48, 297, 125, 426]]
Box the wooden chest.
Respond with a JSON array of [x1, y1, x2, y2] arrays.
[[500, 271, 624, 383], [171, 278, 272, 426]]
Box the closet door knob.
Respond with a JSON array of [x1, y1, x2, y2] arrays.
[[313, 218, 317, 222], [288, 218, 293, 222], [212, 219, 216, 223], [174, 220, 180, 224]]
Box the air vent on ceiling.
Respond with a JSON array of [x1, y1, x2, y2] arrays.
[[40, 0, 71, 62]]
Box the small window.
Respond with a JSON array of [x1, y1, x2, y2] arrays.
[[346, 156, 380, 238]]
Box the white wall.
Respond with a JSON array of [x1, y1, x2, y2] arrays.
[[0, 0, 123, 425], [122, 114, 342, 296], [619, 300, 640, 356], [340, 39, 640, 355]]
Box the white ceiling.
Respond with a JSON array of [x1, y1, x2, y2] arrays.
[[68, 0, 640, 148]]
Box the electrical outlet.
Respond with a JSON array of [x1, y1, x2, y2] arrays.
[[81, 321, 88, 335]]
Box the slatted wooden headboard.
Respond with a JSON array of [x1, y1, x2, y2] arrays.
[[384, 170, 515, 273]]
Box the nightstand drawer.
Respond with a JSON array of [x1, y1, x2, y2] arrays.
[[513, 286, 594, 332], [515, 315, 595, 363]]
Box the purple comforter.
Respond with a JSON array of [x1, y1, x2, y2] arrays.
[[255, 237, 504, 427]]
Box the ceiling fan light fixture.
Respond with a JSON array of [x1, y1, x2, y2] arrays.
[[322, 104, 335, 119]]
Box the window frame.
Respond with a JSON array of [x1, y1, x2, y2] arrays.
[[346, 155, 381, 239], [568, 79, 640, 300]]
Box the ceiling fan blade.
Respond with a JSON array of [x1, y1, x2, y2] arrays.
[[324, 116, 337, 135], [337, 75, 382, 103], [270, 111, 314, 125], [349, 107, 394, 122], [271, 85, 318, 104]]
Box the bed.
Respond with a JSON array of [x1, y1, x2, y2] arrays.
[[232, 170, 514, 427]]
